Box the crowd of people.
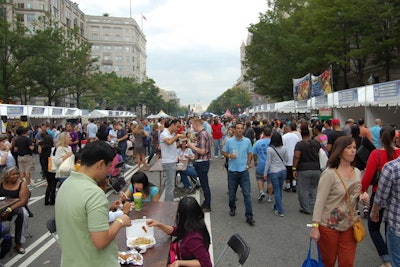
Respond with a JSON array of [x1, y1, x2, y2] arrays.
[[0, 114, 399, 266]]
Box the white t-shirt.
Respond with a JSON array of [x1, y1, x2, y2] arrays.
[[160, 129, 178, 164], [282, 132, 300, 166]]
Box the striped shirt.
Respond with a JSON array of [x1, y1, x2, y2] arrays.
[[374, 157, 400, 237]]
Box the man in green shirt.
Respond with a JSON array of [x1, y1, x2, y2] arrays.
[[55, 141, 131, 267]]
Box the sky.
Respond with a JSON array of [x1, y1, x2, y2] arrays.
[[75, 0, 267, 110]]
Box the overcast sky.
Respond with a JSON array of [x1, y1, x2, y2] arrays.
[[75, 0, 267, 110]]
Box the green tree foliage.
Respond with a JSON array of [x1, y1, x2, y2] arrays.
[[208, 87, 251, 115], [0, 18, 31, 102], [244, 0, 400, 101]]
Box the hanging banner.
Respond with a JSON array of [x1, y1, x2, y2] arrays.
[[312, 66, 333, 97], [293, 74, 311, 101]]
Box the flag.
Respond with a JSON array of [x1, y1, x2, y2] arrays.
[[142, 14, 147, 20]]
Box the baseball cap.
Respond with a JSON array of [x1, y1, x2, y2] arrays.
[[331, 118, 340, 126]]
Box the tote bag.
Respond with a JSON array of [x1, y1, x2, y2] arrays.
[[302, 238, 324, 267], [319, 149, 328, 171], [59, 154, 75, 173]]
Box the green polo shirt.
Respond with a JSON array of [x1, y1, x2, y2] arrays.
[[55, 171, 119, 267]]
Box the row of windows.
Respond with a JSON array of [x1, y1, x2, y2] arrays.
[[91, 34, 135, 42], [16, 2, 46, 10], [92, 55, 134, 63], [102, 65, 135, 72], [92, 45, 134, 53]]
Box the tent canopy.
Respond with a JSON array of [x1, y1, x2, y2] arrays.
[[148, 110, 170, 119], [222, 109, 233, 118]]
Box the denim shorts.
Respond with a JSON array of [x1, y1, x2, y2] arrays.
[[256, 172, 271, 184]]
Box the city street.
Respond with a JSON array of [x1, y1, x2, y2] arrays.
[[0, 155, 382, 267]]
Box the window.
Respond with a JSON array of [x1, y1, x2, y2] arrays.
[[115, 65, 123, 72], [114, 27, 122, 34], [91, 45, 100, 51], [91, 26, 99, 32], [17, 3, 24, 8], [104, 34, 110, 40], [104, 46, 111, 52], [115, 35, 122, 41], [27, 14, 35, 23], [103, 65, 112, 72], [126, 56, 130, 62], [115, 46, 122, 51], [92, 34, 99, 40], [17, 14, 24, 23], [103, 27, 111, 33], [103, 55, 111, 61], [114, 56, 122, 62], [40, 4, 45, 10], [125, 47, 130, 52], [26, 3, 33, 9]]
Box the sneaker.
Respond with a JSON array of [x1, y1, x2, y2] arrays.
[[246, 217, 255, 226], [291, 186, 297, 193], [214, 156, 218, 159], [274, 210, 284, 217], [229, 209, 236, 216], [363, 206, 369, 218], [283, 187, 291, 192], [258, 192, 265, 202], [267, 196, 272, 203]]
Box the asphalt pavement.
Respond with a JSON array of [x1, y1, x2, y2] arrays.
[[0, 155, 383, 267]]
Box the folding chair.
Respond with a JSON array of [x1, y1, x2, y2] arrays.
[[214, 234, 250, 267], [46, 217, 60, 246]]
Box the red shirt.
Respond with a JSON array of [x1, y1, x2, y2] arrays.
[[211, 123, 222, 140], [361, 148, 400, 192]]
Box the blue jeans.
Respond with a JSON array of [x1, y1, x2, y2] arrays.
[[213, 139, 221, 157], [194, 161, 211, 208], [269, 170, 286, 214], [118, 143, 127, 162], [368, 192, 390, 262], [387, 227, 400, 266], [180, 165, 197, 188], [228, 170, 253, 218]]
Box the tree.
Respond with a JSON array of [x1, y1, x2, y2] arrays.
[[0, 18, 31, 102]]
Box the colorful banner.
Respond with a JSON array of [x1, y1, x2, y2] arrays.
[[312, 66, 333, 97], [293, 74, 311, 101]]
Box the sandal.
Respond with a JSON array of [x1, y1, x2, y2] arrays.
[[15, 246, 25, 254]]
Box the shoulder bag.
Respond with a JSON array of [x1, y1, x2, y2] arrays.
[[169, 239, 181, 264], [271, 146, 285, 163], [335, 169, 366, 243], [356, 138, 371, 164], [59, 154, 75, 173], [48, 147, 57, 173], [302, 238, 324, 267], [370, 150, 380, 186]]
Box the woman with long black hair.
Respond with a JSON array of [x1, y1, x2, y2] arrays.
[[146, 196, 212, 267], [362, 126, 400, 267]]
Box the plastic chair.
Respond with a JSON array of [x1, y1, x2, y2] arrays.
[[214, 233, 250, 267], [46, 217, 60, 246]]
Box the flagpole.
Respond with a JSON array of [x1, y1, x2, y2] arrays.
[[129, 0, 132, 18]]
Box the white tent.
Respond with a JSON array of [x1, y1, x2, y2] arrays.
[[150, 110, 170, 118]]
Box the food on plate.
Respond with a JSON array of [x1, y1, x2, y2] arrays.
[[142, 225, 147, 233], [129, 237, 152, 246], [118, 252, 130, 261]]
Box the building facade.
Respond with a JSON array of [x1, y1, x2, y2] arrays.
[[85, 15, 146, 81]]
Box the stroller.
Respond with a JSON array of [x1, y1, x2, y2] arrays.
[[107, 154, 126, 193]]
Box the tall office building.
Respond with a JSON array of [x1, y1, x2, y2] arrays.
[[85, 15, 146, 81]]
